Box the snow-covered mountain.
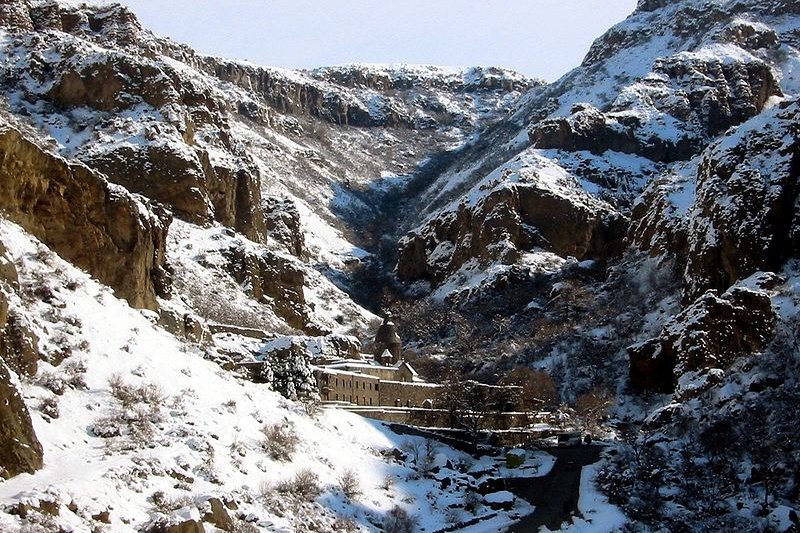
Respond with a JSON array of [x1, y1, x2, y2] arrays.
[[1, 0, 800, 531]]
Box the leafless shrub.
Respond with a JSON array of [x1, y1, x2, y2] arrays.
[[402, 439, 438, 474], [300, 396, 322, 418], [445, 507, 463, 525], [332, 516, 360, 532], [93, 376, 167, 449], [261, 421, 299, 461], [36, 359, 87, 395], [18, 512, 62, 533], [575, 387, 615, 434], [380, 474, 395, 491], [464, 490, 482, 512], [108, 374, 165, 410], [382, 505, 418, 533], [150, 490, 193, 514], [338, 469, 361, 501], [39, 395, 59, 419], [275, 469, 321, 498]]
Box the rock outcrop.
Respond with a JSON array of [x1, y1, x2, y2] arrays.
[[0, 360, 44, 479], [682, 100, 800, 299], [0, 309, 40, 378], [0, 0, 33, 32], [211, 62, 534, 129], [530, 51, 780, 164], [263, 196, 305, 258], [530, 103, 698, 163], [629, 99, 800, 300], [221, 244, 309, 331], [629, 285, 776, 392], [0, 124, 171, 310], [397, 163, 625, 286]]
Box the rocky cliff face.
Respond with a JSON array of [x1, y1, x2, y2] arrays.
[[0, 123, 171, 310], [0, 0, 798, 530], [0, 241, 43, 480]]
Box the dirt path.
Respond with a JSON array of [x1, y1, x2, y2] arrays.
[[505, 445, 603, 532]]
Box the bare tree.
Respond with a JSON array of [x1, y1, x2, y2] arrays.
[[500, 366, 558, 409], [574, 387, 614, 434]]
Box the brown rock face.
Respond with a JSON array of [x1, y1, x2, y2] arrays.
[[85, 144, 211, 225], [85, 145, 267, 244], [201, 498, 233, 532], [0, 241, 18, 288], [223, 245, 308, 331], [0, 290, 7, 333], [0, 360, 44, 479], [49, 57, 176, 112], [397, 182, 625, 286], [203, 160, 266, 244], [212, 61, 373, 127], [628, 286, 776, 393], [263, 197, 305, 258], [0, 125, 171, 310]]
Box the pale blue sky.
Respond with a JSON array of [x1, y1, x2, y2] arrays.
[[117, 1, 638, 81]]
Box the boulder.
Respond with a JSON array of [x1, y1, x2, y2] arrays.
[[483, 490, 515, 511], [0, 124, 171, 310], [0, 360, 44, 479], [157, 307, 210, 344], [201, 498, 233, 532]]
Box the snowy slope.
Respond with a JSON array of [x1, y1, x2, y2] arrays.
[[0, 219, 536, 532]]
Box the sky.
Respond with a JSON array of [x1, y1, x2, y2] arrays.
[[116, 0, 638, 82]]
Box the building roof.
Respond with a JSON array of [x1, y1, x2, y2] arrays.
[[393, 360, 418, 376]]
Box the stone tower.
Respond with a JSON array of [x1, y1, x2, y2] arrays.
[[373, 314, 402, 364]]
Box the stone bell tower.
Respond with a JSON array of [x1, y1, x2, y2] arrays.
[[373, 314, 402, 364]]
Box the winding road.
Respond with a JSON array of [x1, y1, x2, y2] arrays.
[[505, 445, 603, 532]]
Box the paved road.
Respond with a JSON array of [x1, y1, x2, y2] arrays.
[[505, 445, 603, 532]]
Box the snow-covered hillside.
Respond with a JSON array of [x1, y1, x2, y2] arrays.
[[0, 219, 541, 532]]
